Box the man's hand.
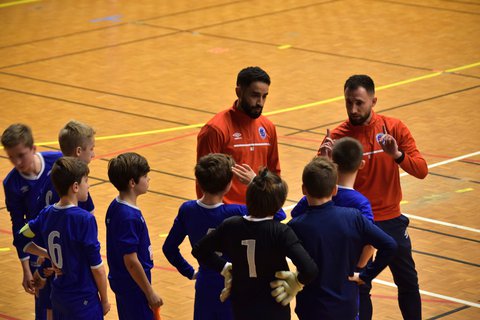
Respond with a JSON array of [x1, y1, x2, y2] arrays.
[[379, 125, 402, 159], [232, 164, 256, 185], [318, 129, 334, 159], [270, 271, 304, 306], [220, 262, 232, 302], [348, 272, 366, 285]]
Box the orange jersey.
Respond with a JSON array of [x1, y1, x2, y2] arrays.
[[320, 111, 428, 221], [197, 103, 281, 204]]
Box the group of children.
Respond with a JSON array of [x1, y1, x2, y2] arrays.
[[2, 121, 397, 320]]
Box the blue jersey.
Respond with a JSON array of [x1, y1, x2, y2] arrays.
[[163, 200, 247, 279], [3, 151, 62, 259], [35, 174, 95, 214], [291, 186, 374, 222], [27, 204, 103, 306], [288, 201, 396, 320], [105, 197, 153, 294]]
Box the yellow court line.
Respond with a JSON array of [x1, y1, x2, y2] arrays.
[[36, 61, 480, 146], [0, 0, 39, 8]]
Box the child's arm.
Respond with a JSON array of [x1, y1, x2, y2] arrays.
[[162, 209, 196, 279], [356, 245, 375, 269], [23, 242, 48, 259], [91, 265, 111, 315], [124, 252, 163, 309]]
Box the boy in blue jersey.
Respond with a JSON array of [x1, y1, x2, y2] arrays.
[[1, 123, 62, 320], [105, 152, 163, 320], [36, 120, 96, 214], [163, 153, 248, 320], [19, 157, 110, 319], [280, 157, 397, 320], [291, 137, 375, 318]]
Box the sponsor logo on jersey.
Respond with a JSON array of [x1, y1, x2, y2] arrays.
[[21, 185, 29, 193], [233, 132, 242, 140], [258, 127, 267, 139]]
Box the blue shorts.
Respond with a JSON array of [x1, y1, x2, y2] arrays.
[[115, 287, 153, 320], [51, 293, 102, 320]]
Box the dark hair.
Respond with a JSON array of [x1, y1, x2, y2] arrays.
[[51, 157, 90, 197], [195, 153, 235, 195], [332, 137, 364, 173], [246, 168, 287, 218], [58, 120, 95, 156], [1, 123, 34, 149], [302, 157, 337, 198], [108, 152, 150, 192], [236, 66, 271, 88], [344, 75, 375, 95]]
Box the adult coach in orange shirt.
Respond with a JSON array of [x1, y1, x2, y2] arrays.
[[319, 75, 428, 320], [196, 66, 280, 204]]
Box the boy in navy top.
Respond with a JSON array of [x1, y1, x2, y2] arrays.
[[163, 153, 247, 320], [19, 157, 110, 319], [105, 152, 162, 320], [193, 168, 318, 320], [36, 120, 96, 214], [291, 137, 375, 318], [284, 157, 396, 320], [1, 123, 62, 319]]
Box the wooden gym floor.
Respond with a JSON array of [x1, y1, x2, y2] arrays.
[[0, 0, 479, 319]]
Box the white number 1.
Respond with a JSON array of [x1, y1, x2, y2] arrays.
[[241, 239, 257, 278]]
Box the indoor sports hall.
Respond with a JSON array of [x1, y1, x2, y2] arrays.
[[0, 0, 478, 319]]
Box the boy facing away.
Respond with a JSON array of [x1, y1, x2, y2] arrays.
[[193, 168, 318, 320], [35, 120, 96, 214], [1, 123, 62, 319], [286, 157, 397, 320], [291, 137, 375, 318], [19, 157, 110, 319], [105, 152, 162, 320], [163, 153, 248, 320]]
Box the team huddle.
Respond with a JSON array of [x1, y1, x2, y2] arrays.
[[2, 67, 427, 320]]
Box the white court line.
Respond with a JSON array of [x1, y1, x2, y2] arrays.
[[283, 151, 480, 232], [373, 279, 480, 308]]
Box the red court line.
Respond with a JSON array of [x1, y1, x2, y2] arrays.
[[422, 152, 480, 163], [373, 294, 458, 304], [0, 229, 12, 235], [0, 313, 21, 320], [93, 131, 198, 160]]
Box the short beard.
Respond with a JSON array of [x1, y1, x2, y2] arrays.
[[348, 112, 371, 126], [239, 100, 262, 119]]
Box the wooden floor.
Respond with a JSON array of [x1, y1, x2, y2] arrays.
[[0, 0, 479, 319]]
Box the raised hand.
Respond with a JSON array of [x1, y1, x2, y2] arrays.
[[379, 125, 401, 159], [318, 129, 334, 159], [232, 164, 256, 185]]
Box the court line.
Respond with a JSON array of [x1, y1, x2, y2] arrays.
[[427, 306, 471, 320], [0, 0, 39, 8], [373, 279, 480, 308], [376, 0, 480, 15], [32, 62, 480, 146]]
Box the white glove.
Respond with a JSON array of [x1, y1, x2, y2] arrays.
[[219, 262, 232, 302], [270, 271, 304, 306]]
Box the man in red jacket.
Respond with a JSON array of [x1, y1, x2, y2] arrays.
[[319, 75, 428, 320], [196, 66, 281, 204]]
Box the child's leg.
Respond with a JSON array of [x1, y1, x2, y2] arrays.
[[115, 288, 153, 320]]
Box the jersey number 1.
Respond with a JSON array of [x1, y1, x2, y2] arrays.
[[241, 239, 257, 278], [48, 231, 63, 268]]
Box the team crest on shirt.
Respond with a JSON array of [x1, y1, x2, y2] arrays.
[[233, 132, 242, 140], [258, 127, 267, 139], [375, 133, 385, 145]]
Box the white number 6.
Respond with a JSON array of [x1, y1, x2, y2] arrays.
[[48, 231, 63, 269]]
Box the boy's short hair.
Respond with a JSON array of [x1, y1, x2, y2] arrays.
[[58, 120, 95, 156], [108, 152, 150, 192], [195, 153, 235, 194], [332, 137, 364, 173], [51, 157, 90, 197], [246, 168, 288, 218], [303, 157, 338, 198], [1, 123, 34, 149]]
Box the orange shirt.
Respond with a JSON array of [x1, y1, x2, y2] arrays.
[[197, 103, 281, 204], [321, 111, 428, 221]]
